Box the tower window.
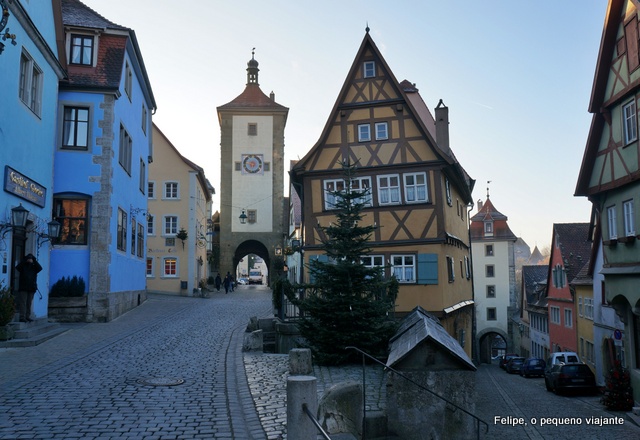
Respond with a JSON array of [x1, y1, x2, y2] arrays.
[[247, 209, 257, 223], [364, 61, 375, 78], [248, 123, 257, 136]]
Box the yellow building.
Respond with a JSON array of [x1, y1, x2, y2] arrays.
[[147, 124, 214, 295], [290, 30, 475, 357], [573, 262, 596, 374]]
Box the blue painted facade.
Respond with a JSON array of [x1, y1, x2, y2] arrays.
[[0, 0, 65, 319]]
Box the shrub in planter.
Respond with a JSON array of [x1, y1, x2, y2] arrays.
[[50, 276, 86, 297], [0, 282, 15, 326]]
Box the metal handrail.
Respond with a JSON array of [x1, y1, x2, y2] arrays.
[[302, 403, 331, 440], [346, 346, 489, 440]]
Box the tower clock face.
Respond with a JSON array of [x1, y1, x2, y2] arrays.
[[242, 154, 263, 174]]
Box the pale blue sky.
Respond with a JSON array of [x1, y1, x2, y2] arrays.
[[82, 0, 608, 250]]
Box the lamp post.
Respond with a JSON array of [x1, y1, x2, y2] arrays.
[[11, 204, 29, 229], [239, 210, 247, 224]]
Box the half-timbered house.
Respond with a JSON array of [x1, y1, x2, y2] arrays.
[[575, 0, 640, 403], [290, 30, 475, 356]]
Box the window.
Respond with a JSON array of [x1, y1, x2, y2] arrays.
[[139, 159, 146, 194], [584, 298, 594, 320], [70, 34, 94, 65], [446, 256, 455, 282], [62, 106, 89, 149], [163, 257, 177, 277], [486, 265, 495, 277], [324, 179, 345, 210], [117, 208, 127, 251], [607, 205, 617, 240], [487, 285, 496, 298], [119, 124, 132, 174], [485, 244, 494, 256], [445, 178, 452, 206], [137, 223, 144, 258], [550, 306, 561, 325], [564, 308, 573, 328], [623, 199, 635, 236], [375, 122, 388, 140], [484, 222, 493, 235], [351, 177, 373, 207], [124, 61, 132, 99], [464, 256, 471, 279], [378, 175, 401, 205], [53, 198, 89, 245], [131, 220, 136, 255], [404, 172, 428, 203], [164, 182, 178, 199], [147, 214, 154, 235], [165, 237, 175, 247], [19, 50, 43, 116], [586, 341, 595, 364], [361, 255, 384, 268], [164, 216, 178, 236], [358, 124, 371, 142], [146, 258, 154, 277], [578, 297, 583, 316], [392, 255, 415, 283], [552, 264, 566, 288], [141, 105, 148, 134], [247, 209, 257, 224], [623, 100, 638, 144], [487, 308, 497, 321], [148, 182, 155, 199], [363, 61, 375, 78], [248, 123, 257, 135]]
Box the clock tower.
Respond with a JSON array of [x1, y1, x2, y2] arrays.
[[217, 51, 289, 282]]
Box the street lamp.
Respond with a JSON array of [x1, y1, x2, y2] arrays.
[[11, 204, 29, 228], [239, 210, 247, 224]]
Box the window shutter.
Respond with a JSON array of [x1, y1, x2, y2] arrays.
[[625, 17, 639, 71], [417, 254, 438, 285]]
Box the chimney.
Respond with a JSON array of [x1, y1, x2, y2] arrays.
[[435, 99, 449, 152], [270, 91, 275, 101], [477, 200, 483, 211]]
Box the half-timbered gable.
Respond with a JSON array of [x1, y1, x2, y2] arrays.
[[291, 30, 475, 356], [575, 0, 640, 403]]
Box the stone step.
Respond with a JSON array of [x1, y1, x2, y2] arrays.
[[0, 325, 68, 348]]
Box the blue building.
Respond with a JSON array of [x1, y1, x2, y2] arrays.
[[0, 0, 66, 319], [50, 0, 156, 321]]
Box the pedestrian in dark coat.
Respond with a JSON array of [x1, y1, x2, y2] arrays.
[[215, 273, 222, 292], [15, 253, 42, 322], [223, 272, 231, 294]]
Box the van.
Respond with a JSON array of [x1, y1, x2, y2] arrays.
[[546, 352, 581, 368]]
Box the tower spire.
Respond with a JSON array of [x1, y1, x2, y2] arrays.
[[247, 47, 259, 85]]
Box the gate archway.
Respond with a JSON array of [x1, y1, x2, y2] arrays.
[[233, 240, 271, 283], [477, 328, 508, 364]]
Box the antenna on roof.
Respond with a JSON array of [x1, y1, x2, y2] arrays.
[[487, 180, 492, 198]]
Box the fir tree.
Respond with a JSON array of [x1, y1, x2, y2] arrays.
[[293, 161, 398, 365]]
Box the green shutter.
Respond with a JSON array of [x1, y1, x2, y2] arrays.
[[417, 254, 438, 285]]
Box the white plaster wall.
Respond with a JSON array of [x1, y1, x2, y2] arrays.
[[473, 240, 511, 335]]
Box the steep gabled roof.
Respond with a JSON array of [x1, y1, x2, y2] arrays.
[[549, 223, 592, 286], [61, 0, 128, 31], [469, 197, 517, 241]]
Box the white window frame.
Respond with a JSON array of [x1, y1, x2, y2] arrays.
[[584, 298, 594, 320], [564, 308, 573, 328], [164, 215, 178, 236], [578, 297, 583, 316], [147, 214, 154, 235], [550, 306, 561, 325], [361, 255, 384, 271], [623, 99, 638, 144], [377, 174, 401, 205], [19, 50, 43, 116], [351, 177, 373, 207], [363, 61, 375, 78], [358, 124, 371, 142], [607, 205, 617, 240], [324, 179, 345, 210], [446, 256, 455, 282], [375, 122, 388, 140], [484, 221, 493, 235], [391, 255, 415, 283], [445, 178, 452, 206], [623, 199, 635, 237], [146, 257, 154, 277], [70, 34, 94, 66], [164, 182, 179, 199], [148, 181, 155, 199], [404, 172, 428, 203], [163, 257, 178, 278]]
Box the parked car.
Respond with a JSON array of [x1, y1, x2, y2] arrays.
[[237, 278, 248, 285], [520, 358, 546, 378], [505, 357, 525, 374], [544, 363, 597, 395], [546, 352, 581, 368], [499, 353, 519, 369]]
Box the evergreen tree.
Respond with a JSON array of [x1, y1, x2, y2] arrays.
[[292, 161, 398, 365]]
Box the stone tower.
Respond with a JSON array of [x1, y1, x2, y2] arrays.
[[216, 51, 289, 281]]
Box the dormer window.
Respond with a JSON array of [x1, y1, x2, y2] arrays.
[[70, 34, 94, 66], [484, 221, 493, 236], [363, 61, 375, 78]]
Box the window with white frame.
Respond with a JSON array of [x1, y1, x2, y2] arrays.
[[117, 208, 127, 251], [464, 255, 471, 279], [62, 106, 90, 149], [164, 182, 178, 199], [137, 222, 144, 258], [363, 61, 375, 78], [324, 179, 345, 210], [146, 257, 153, 277], [446, 256, 455, 282], [375, 122, 388, 140], [550, 306, 561, 324], [164, 216, 178, 236], [484, 221, 493, 235], [584, 298, 594, 320], [404, 172, 428, 203], [148, 182, 155, 199], [361, 255, 384, 268], [623, 100, 638, 144], [445, 178, 452, 206], [378, 175, 401, 205], [147, 214, 154, 235], [578, 297, 583, 316], [607, 205, 617, 240], [163, 257, 177, 277], [351, 177, 372, 207], [564, 308, 573, 328], [623, 199, 635, 236], [119, 124, 132, 174], [358, 124, 371, 142], [70, 34, 94, 65], [19, 50, 43, 116], [392, 255, 415, 283]]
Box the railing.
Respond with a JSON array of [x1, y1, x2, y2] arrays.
[[302, 403, 332, 440], [346, 346, 489, 440], [279, 287, 305, 321]]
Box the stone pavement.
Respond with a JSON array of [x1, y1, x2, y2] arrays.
[[0, 287, 386, 439]]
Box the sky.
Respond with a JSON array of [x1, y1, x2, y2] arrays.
[[82, 0, 609, 251]]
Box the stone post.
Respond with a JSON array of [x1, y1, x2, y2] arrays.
[[286, 375, 317, 440]]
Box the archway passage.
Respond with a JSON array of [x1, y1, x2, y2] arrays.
[[233, 240, 270, 285], [477, 331, 508, 364]]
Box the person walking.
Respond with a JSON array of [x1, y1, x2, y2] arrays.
[[223, 272, 231, 294], [15, 253, 42, 322], [215, 273, 222, 292]]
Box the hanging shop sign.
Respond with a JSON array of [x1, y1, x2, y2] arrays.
[[3, 166, 46, 207]]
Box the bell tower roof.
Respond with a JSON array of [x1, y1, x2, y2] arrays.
[[247, 48, 259, 85]]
